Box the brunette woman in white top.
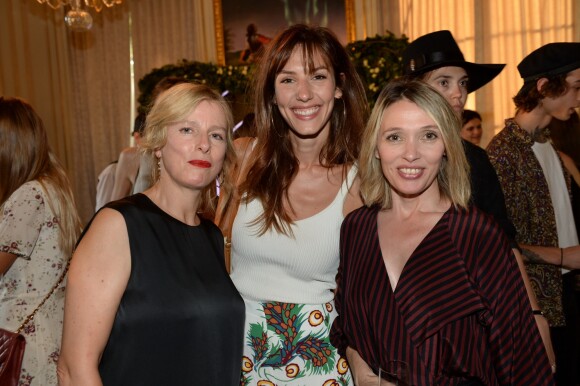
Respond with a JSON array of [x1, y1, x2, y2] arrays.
[[219, 24, 368, 385]]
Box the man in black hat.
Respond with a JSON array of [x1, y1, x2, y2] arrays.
[[487, 42, 580, 386], [402, 30, 515, 239]]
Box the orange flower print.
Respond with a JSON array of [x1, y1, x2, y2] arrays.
[[308, 310, 324, 326], [285, 363, 300, 378], [323, 380, 340, 386], [337, 357, 349, 375], [257, 380, 276, 386], [241, 356, 253, 373], [325, 302, 333, 312]]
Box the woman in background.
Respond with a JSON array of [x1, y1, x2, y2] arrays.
[[0, 97, 82, 386], [461, 109, 483, 146], [57, 83, 244, 385], [331, 79, 554, 386], [221, 24, 368, 384]]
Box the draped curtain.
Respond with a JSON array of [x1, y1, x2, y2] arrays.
[[0, 0, 216, 223], [354, 0, 578, 145], [0, 0, 577, 223]]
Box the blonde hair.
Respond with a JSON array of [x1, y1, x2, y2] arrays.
[[0, 97, 82, 256], [359, 79, 471, 209], [139, 83, 235, 214]]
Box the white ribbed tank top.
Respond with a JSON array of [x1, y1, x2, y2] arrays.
[[230, 165, 357, 304]]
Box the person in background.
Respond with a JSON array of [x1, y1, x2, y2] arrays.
[[57, 83, 244, 385], [486, 42, 580, 386], [550, 110, 580, 186], [219, 24, 368, 384], [461, 109, 483, 146], [551, 110, 580, 232], [401, 30, 555, 368], [549, 109, 580, 384], [132, 76, 190, 195], [94, 160, 117, 211], [233, 112, 257, 140], [108, 111, 147, 203], [401, 30, 511, 237], [331, 78, 554, 386], [0, 96, 82, 386], [95, 112, 147, 211]]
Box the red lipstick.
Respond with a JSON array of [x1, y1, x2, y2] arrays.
[[189, 160, 211, 168]]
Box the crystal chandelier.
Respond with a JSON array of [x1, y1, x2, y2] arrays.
[[36, 0, 123, 31]]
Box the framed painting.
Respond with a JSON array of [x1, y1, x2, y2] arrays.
[[213, 0, 355, 66]]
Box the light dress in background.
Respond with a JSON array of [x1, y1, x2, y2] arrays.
[[0, 181, 68, 386]]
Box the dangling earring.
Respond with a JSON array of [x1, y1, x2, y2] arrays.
[[157, 157, 162, 174]]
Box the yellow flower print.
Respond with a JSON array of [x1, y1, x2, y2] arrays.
[[337, 357, 349, 375], [308, 310, 324, 326], [241, 356, 253, 373], [285, 363, 300, 378]]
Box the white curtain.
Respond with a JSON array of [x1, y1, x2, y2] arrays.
[[0, 0, 216, 223], [130, 0, 218, 89], [0, 1, 72, 161], [354, 0, 578, 146], [65, 4, 132, 222]]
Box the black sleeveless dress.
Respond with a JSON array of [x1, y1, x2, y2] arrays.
[[88, 194, 244, 385]]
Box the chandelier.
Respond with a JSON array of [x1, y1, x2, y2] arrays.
[[36, 0, 124, 31]]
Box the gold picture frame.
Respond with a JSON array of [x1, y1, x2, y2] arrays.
[[213, 0, 355, 66]]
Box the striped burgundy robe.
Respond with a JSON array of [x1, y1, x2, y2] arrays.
[[330, 205, 554, 386]]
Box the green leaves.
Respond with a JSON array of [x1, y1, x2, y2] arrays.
[[137, 32, 408, 113]]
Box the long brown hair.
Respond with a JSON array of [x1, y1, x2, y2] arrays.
[[243, 24, 369, 235], [0, 97, 82, 256]]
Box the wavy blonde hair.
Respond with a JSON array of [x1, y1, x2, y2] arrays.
[[359, 79, 471, 209], [0, 97, 82, 256], [139, 83, 235, 215]]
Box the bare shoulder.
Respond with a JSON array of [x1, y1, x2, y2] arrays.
[[119, 146, 138, 157], [71, 208, 130, 276], [117, 146, 139, 166]]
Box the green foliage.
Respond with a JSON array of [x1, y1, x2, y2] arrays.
[[137, 59, 254, 114], [137, 32, 408, 112], [346, 31, 409, 105]]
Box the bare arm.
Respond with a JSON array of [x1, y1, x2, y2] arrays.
[[346, 347, 381, 386], [110, 148, 139, 201], [57, 208, 131, 386], [0, 251, 18, 275], [512, 248, 556, 371], [521, 244, 580, 269]]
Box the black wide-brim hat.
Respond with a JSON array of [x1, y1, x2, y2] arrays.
[[402, 30, 505, 93]]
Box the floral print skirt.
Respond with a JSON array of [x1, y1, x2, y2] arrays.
[[240, 299, 353, 386]]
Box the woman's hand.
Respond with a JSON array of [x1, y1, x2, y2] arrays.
[[346, 347, 383, 386]]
